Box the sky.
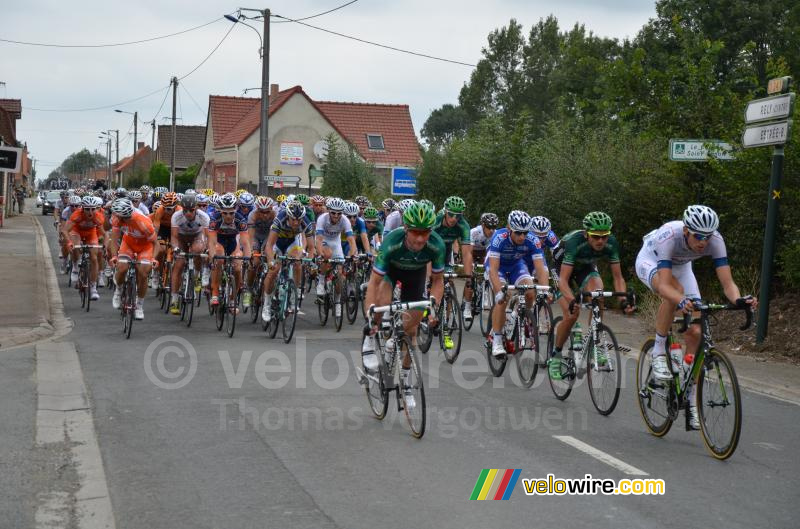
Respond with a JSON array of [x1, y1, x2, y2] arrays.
[[0, 0, 658, 181]]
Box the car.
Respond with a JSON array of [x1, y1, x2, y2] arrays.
[[36, 191, 45, 207], [41, 191, 61, 216]]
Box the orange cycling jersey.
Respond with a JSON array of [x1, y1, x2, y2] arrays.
[[113, 210, 156, 243], [152, 205, 182, 229], [68, 209, 105, 233]]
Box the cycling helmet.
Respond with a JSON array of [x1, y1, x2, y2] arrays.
[[397, 198, 417, 212], [363, 207, 379, 220], [529, 215, 551, 236], [310, 195, 325, 206], [235, 188, 246, 197], [82, 196, 103, 208], [508, 210, 531, 232], [209, 193, 220, 207], [683, 205, 719, 234], [161, 192, 178, 208], [128, 190, 142, 201], [140, 185, 151, 193], [419, 199, 435, 211], [217, 193, 237, 210], [286, 201, 306, 219], [443, 195, 466, 213], [155, 186, 168, 194], [93, 189, 104, 198], [60, 190, 69, 198], [343, 201, 359, 217], [326, 197, 345, 212], [480, 212, 499, 229], [403, 202, 436, 229], [111, 198, 134, 218], [295, 193, 309, 205], [68, 195, 82, 207], [176, 193, 184, 201], [181, 193, 198, 209], [115, 187, 128, 198], [196, 194, 210, 205], [238, 192, 255, 208], [255, 196, 275, 210], [354, 195, 369, 207], [381, 198, 396, 210], [276, 194, 287, 203], [582, 211, 613, 233]]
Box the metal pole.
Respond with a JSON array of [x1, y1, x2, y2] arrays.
[[132, 111, 138, 185], [114, 130, 119, 187], [170, 76, 178, 192], [151, 120, 156, 154], [756, 145, 784, 343], [258, 8, 271, 195]]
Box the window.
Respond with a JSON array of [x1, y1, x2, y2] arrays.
[[366, 134, 385, 150]]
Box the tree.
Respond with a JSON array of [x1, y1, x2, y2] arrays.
[[320, 134, 377, 198], [148, 161, 170, 188], [60, 148, 106, 178], [421, 104, 470, 146]]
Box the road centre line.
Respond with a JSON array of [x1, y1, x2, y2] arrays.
[[553, 435, 648, 476]]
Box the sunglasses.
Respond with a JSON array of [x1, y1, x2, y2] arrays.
[[689, 230, 711, 241], [221, 211, 236, 216], [83, 208, 98, 213], [184, 208, 196, 213], [164, 207, 175, 212], [347, 215, 357, 221], [407, 228, 431, 235], [329, 211, 342, 216], [446, 211, 462, 219], [365, 220, 376, 224], [512, 230, 529, 236]]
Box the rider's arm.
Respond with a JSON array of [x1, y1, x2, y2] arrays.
[[715, 265, 742, 304], [488, 256, 504, 295], [558, 262, 575, 304], [346, 234, 357, 257], [170, 225, 180, 251], [359, 231, 371, 254], [533, 256, 548, 286], [429, 271, 444, 305], [239, 230, 252, 257], [654, 267, 685, 305], [265, 232, 278, 264], [207, 230, 218, 260], [315, 234, 325, 257]]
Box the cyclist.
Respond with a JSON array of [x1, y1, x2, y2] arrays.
[[528, 215, 563, 282], [486, 211, 550, 357], [383, 198, 414, 237], [62, 196, 106, 301], [151, 192, 181, 289], [260, 201, 316, 322], [379, 198, 395, 223], [245, 196, 277, 304], [361, 202, 445, 408], [354, 196, 371, 217], [362, 206, 383, 250], [635, 205, 757, 427], [343, 201, 371, 256], [208, 193, 250, 308], [168, 194, 210, 314], [314, 198, 357, 310], [129, 190, 150, 215], [470, 212, 499, 264], [310, 195, 327, 219], [237, 192, 255, 219], [550, 211, 636, 378], [433, 196, 474, 322], [58, 194, 82, 274], [109, 198, 158, 320]]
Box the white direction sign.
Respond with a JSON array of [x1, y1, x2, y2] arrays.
[[265, 175, 301, 184], [669, 139, 734, 161], [744, 93, 795, 124], [742, 120, 792, 148]]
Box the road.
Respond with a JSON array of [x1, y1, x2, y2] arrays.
[[41, 220, 799, 529]]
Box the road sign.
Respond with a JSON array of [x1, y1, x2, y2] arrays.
[[308, 167, 324, 184], [668, 139, 734, 161], [742, 120, 792, 149], [265, 175, 300, 184], [391, 167, 417, 196], [0, 145, 22, 172], [744, 93, 795, 124]]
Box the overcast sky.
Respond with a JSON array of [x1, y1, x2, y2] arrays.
[[1, 0, 657, 181]]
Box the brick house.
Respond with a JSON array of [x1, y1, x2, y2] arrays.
[[156, 125, 206, 174], [113, 142, 155, 186]]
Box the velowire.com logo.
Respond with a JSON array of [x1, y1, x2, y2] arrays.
[[469, 469, 522, 500]]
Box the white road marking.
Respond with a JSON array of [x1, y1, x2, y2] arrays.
[[553, 435, 648, 476]]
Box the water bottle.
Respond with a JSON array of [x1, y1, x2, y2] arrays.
[[682, 350, 695, 382], [505, 306, 516, 335], [571, 323, 584, 365], [669, 343, 683, 383]]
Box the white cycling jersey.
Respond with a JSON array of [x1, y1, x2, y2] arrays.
[[470, 225, 493, 251], [136, 203, 150, 216], [383, 210, 403, 236], [640, 220, 727, 266], [316, 212, 352, 259], [170, 209, 210, 236]]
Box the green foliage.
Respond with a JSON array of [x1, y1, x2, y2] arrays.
[[320, 134, 379, 199], [60, 148, 106, 176], [148, 162, 170, 188], [421, 104, 470, 146]]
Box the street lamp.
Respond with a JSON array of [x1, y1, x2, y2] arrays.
[[114, 109, 139, 184], [101, 130, 120, 187], [226, 8, 270, 194]]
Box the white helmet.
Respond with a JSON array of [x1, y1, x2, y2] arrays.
[[529, 215, 551, 236], [343, 201, 359, 216], [508, 210, 531, 232], [683, 205, 719, 234], [82, 196, 103, 208], [397, 198, 417, 212], [218, 193, 237, 210], [111, 198, 134, 218], [68, 195, 82, 207], [326, 197, 345, 212]]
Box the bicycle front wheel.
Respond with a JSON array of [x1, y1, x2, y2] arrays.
[[364, 336, 389, 420], [317, 281, 329, 326], [586, 323, 622, 415], [226, 286, 238, 338], [485, 297, 507, 377], [282, 280, 298, 344], [266, 291, 280, 339], [440, 292, 463, 364], [636, 339, 673, 437], [345, 277, 358, 324], [399, 339, 426, 439], [548, 316, 574, 400], [478, 280, 492, 336], [333, 277, 343, 332], [697, 348, 742, 460], [123, 275, 135, 340], [514, 311, 538, 388]]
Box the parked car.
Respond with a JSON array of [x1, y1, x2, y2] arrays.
[[41, 191, 61, 215], [36, 191, 45, 207]]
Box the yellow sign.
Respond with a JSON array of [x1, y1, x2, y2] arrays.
[[273, 169, 283, 176], [767, 76, 792, 95]]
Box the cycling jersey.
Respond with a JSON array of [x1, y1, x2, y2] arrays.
[[152, 204, 181, 228], [434, 212, 471, 248], [470, 226, 493, 251], [374, 228, 446, 275], [68, 209, 105, 245], [247, 210, 275, 246], [558, 230, 620, 268], [640, 221, 727, 269], [135, 203, 150, 216], [171, 209, 210, 236], [316, 213, 353, 240], [365, 219, 383, 239], [271, 210, 315, 240], [112, 210, 156, 263], [382, 210, 403, 236], [209, 210, 248, 237], [486, 228, 544, 265], [61, 206, 75, 222]]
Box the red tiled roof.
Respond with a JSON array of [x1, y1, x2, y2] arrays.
[[215, 86, 303, 147], [0, 99, 22, 119], [314, 101, 421, 166], [115, 145, 152, 172], [208, 95, 260, 147]]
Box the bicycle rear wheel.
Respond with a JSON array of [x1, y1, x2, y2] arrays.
[[333, 277, 343, 332], [697, 348, 742, 460], [282, 280, 298, 343], [478, 280, 492, 336], [345, 276, 358, 324], [364, 337, 389, 420], [440, 291, 463, 364], [399, 339, 426, 439], [586, 323, 622, 415], [548, 316, 574, 400], [226, 286, 238, 338], [636, 339, 673, 437], [514, 311, 538, 388]]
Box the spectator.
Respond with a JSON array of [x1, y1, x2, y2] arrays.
[[14, 186, 25, 214]]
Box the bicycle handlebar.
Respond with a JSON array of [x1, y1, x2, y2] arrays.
[[369, 297, 434, 316], [503, 284, 551, 293], [677, 298, 754, 333], [569, 289, 635, 314]]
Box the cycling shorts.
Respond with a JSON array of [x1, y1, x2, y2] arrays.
[[486, 260, 531, 286], [635, 249, 700, 299], [382, 265, 427, 303], [70, 228, 100, 246], [119, 237, 153, 265]]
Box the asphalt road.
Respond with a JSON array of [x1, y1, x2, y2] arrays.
[[43, 221, 799, 529]]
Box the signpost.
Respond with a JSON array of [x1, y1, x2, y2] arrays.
[[669, 139, 734, 161], [391, 167, 417, 196], [0, 146, 22, 172], [742, 77, 795, 343]]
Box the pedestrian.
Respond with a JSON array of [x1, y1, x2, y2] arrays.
[[14, 185, 25, 214]]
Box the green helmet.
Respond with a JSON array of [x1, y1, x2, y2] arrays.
[[403, 202, 437, 229], [295, 193, 309, 205], [443, 195, 466, 213], [582, 211, 613, 233], [419, 199, 435, 210], [363, 206, 379, 220]]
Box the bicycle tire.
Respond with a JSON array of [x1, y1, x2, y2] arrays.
[[123, 274, 135, 339], [697, 348, 742, 460], [586, 323, 622, 415], [536, 301, 554, 367], [364, 335, 389, 420], [66, 259, 73, 288], [184, 270, 195, 327], [485, 296, 507, 377], [462, 300, 474, 331], [333, 277, 343, 332], [636, 339, 673, 437], [317, 280, 329, 326], [548, 316, 574, 400], [79, 261, 87, 308], [417, 311, 434, 354], [266, 290, 280, 338], [226, 285, 238, 338], [282, 279, 298, 343], [345, 277, 358, 324], [514, 309, 538, 388], [250, 272, 263, 324], [215, 276, 226, 331], [440, 291, 463, 364], [399, 338, 426, 439], [478, 280, 492, 336]]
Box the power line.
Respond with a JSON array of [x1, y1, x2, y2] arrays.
[[149, 84, 172, 123], [178, 22, 236, 80], [272, 0, 360, 23], [180, 81, 207, 119], [0, 17, 223, 48], [275, 16, 476, 67]]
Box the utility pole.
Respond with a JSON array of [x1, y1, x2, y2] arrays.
[[131, 111, 138, 185], [114, 130, 119, 187], [258, 8, 271, 195], [170, 76, 178, 192], [150, 120, 156, 154]]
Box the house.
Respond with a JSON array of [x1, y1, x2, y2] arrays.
[[113, 142, 155, 186], [0, 98, 32, 218], [156, 125, 206, 174], [199, 85, 421, 194]]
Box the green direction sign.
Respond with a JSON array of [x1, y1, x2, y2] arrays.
[[308, 167, 324, 183], [742, 120, 792, 149], [744, 93, 795, 124], [669, 139, 734, 162]]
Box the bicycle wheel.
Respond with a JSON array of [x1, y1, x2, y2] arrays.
[[317, 281, 329, 326], [536, 301, 554, 368], [79, 263, 88, 309], [184, 270, 195, 327], [67, 259, 73, 288], [636, 339, 673, 437], [215, 278, 226, 331], [586, 323, 622, 415], [697, 349, 742, 460], [226, 285, 238, 338], [548, 316, 575, 400], [266, 290, 280, 338], [333, 277, 343, 332], [514, 310, 538, 388], [123, 275, 135, 339], [282, 279, 298, 343], [345, 276, 358, 324], [364, 338, 389, 420], [417, 310, 434, 354], [250, 273, 263, 324], [399, 338, 426, 439], [440, 291, 463, 364], [478, 280, 492, 336]]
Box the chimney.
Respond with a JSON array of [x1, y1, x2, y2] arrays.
[[270, 83, 279, 101], [137, 142, 145, 151]]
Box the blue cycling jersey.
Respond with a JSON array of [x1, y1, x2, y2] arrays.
[[208, 210, 248, 237], [486, 228, 544, 266]]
